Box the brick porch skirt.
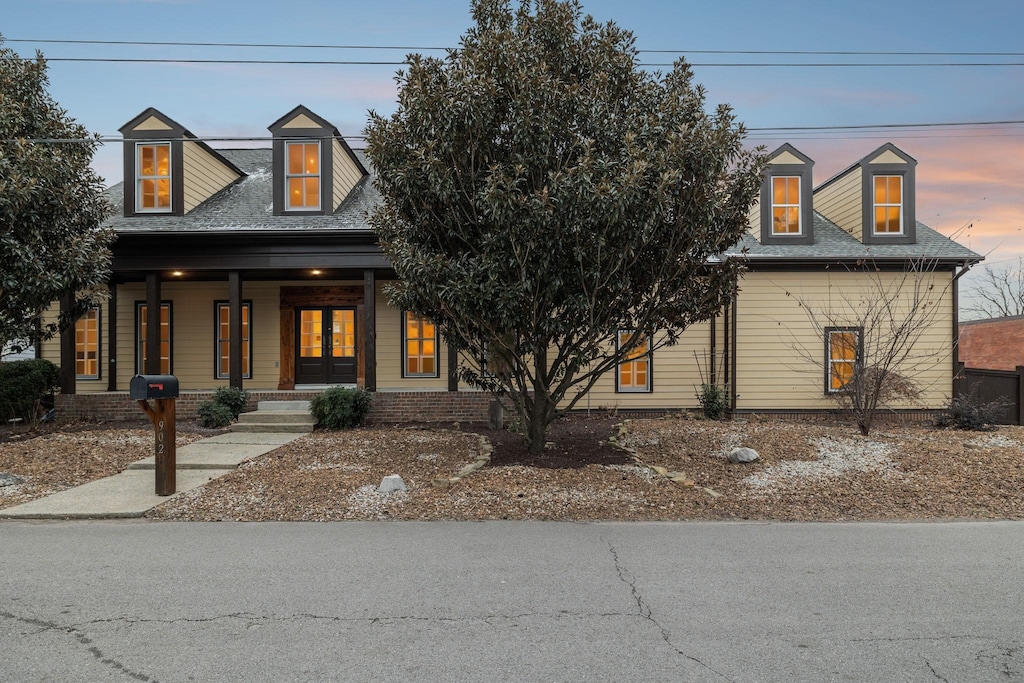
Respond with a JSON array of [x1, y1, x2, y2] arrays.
[[55, 390, 497, 424]]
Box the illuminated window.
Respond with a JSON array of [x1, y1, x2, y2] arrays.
[[403, 312, 437, 378], [136, 143, 171, 212], [136, 302, 172, 374], [617, 331, 651, 392], [215, 302, 251, 379], [75, 308, 100, 379], [771, 176, 801, 234], [873, 175, 903, 235], [827, 328, 861, 393], [285, 141, 321, 210]]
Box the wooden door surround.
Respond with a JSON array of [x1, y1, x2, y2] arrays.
[[279, 286, 365, 389]]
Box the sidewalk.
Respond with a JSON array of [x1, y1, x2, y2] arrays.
[[0, 432, 304, 519]]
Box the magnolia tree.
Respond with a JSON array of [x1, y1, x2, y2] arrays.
[[366, 0, 764, 453], [0, 40, 113, 353]]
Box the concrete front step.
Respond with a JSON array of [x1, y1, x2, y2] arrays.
[[231, 422, 313, 433], [258, 400, 312, 411], [237, 411, 314, 425]]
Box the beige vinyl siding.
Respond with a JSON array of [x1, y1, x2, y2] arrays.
[[332, 139, 363, 211], [870, 149, 906, 164], [733, 270, 953, 410], [747, 198, 761, 241], [113, 281, 283, 391], [375, 282, 448, 390], [281, 114, 320, 129], [814, 167, 863, 240], [580, 322, 713, 410], [182, 141, 241, 213], [772, 150, 803, 165], [38, 298, 111, 394], [131, 116, 172, 131]]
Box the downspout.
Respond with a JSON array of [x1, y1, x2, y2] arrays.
[[730, 290, 738, 412], [951, 260, 975, 397]]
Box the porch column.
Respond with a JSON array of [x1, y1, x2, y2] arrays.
[[145, 272, 161, 375], [107, 281, 118, 391], [229, 270, 243, 389], [59, 292, 76, 395], [363, 269, 376, 391]]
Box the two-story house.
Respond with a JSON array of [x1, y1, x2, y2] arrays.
[[42, 107, 981, 420]]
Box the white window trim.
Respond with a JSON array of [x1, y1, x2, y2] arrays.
[[135, 142, 172, 213], [215, 302, 252, 380], [616, 330, 652, 393], [771, 175, 802, 236], [284, 140, 322, 211], [827, 328, 860, 394], [872, 175, 904, 236]]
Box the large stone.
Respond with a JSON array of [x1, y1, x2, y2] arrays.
[[729, 447, 759, 464], [0, 473, 25, 487], [378, 474, 407, 493]]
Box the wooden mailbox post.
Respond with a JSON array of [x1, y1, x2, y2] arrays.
[[130, 374, 179, 496]]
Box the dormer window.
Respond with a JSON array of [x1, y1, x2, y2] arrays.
[[136, 142, 171, 212], [285, 141, 321, 211], [873, 175, 903, 235], [758, 144, 814, 245], [772, 176, 801, 235]]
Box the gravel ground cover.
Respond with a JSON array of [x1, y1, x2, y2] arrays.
[[0, 423, 212, 510], [2, 416, 1022, 521]]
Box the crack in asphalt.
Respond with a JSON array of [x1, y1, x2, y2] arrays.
[[0, 610, 153, 682], [976, 644, 1022, 679], [852, 634, 989, 643], [923, 657, 950, 682], [604, 538, 733, 682]]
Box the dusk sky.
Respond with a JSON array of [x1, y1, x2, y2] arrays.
[[4, 0, 1023, 281]]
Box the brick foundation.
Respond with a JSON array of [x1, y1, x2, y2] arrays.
[[55, 390, 497, 424]]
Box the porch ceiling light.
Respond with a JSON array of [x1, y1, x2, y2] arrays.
[[311, 269, 322, 276], [171, 271, 184, 277]]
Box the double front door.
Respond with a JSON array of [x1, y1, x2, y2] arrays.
[[295, 307, 357, 385]]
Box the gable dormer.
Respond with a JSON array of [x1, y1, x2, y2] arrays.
[[268, 105, 368, 216], [119, 108, 243, 217], [748, 143, 815, 245], [814, 142, 917, 245]]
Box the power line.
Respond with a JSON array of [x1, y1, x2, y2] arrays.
[[6, 38, 1024, 57], [4, 56, 1024, 68]]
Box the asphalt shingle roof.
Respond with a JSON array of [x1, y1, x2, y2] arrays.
[[728, 212, 981, 262], [105, 147, 981, 263], [105, 149, 378, 233]]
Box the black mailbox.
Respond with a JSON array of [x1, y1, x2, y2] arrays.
[[130, 374, 179, 400]]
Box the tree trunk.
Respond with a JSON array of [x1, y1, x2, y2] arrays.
[[526, 390, 551, 455]]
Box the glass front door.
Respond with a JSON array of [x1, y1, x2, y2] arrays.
[[295, 307, 357, 385]]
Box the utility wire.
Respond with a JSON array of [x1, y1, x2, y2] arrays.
[[4, 56, 1024, 67], [6, 38, 1024, 57]]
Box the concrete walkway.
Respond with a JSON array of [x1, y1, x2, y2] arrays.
[[0, 431, 304, 520]]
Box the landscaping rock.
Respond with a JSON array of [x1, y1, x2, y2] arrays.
[[729, 447, 759, 464], [377, 474, 407, 493], [0, 473, 25, 487]]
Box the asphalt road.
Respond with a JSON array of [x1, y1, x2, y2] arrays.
[[1, 520, 1022, 682]]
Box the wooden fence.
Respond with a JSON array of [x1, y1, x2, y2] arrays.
[[955, 363, 1024, 425]]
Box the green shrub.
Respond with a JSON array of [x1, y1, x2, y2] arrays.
[[197, 400, 234, 428], [934, 390, 1010, 431], [697, 383, 728, 420], [213, 386, 249, 419], [0, 359, 60, 422], [310, 387, 373, 430]]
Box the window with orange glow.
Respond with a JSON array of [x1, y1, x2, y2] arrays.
[[136, 143, 171, 211], [299, 310, 323, 358], [137, 302, 172, 374], [617, 331, 651, 392], [216, 302, 251, 379], [771, 176, 801, 234], [827, 328, 860, 392], [332, 310, 355, 358], [873, 175, 902, 234], [403, 312, 437, 377], [285, 141, 321, 210], [75, 308, 100, 379]]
